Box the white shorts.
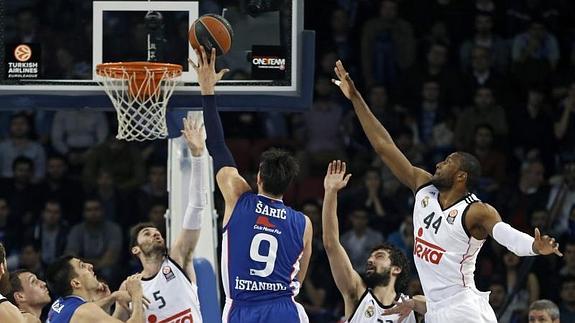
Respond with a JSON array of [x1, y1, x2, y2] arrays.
[[425, 288, 497, 323]]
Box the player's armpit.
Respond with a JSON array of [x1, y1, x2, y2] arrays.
[[216, 167, 251, 215]]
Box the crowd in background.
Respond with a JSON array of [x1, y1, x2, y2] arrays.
[[1, 0, 575, 322]]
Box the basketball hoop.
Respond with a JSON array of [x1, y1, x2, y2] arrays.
[[96, 62, 182, 141]]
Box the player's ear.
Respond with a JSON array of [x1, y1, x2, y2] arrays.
[[131, 246, 140, 256], [14, 291, 25, 303], [391, 265, 402, 276], [70, 277, 81, 290]]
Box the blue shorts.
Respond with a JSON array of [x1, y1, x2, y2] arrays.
[[223, 298, 308, 323]]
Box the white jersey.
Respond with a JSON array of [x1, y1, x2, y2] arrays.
[[141, 257, 202, 323], [348, 290, 416, 323], [412, 183, 485, 303]]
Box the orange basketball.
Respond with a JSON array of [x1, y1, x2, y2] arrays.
[[189, 14, 234, 56]]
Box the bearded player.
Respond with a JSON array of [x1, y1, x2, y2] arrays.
[[114, 117, 208, 322], [322, 160, 422, 323], [332, 60, 562, 323]]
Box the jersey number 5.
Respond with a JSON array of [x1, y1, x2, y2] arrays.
[[423, 212, 442, 234], [153, 291, 166, 309], [249, 233, 278, 277]]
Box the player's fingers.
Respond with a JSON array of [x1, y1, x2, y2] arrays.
[[188, 58, 198, 71], [200, 46, 208, 66], [534, 227, 540, 240], [217, 68, 230, 80], [336, 160, 341, 173], [333, 66, 342, 80], [341, 161, 347, 174], [336, 60, 347, 74], [210, 48, 216, 67], [331, 78, 342, 87], [343, 173, 352, 184]]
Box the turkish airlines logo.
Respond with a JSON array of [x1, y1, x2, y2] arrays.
[[414, 227, 445, 265], [147, 308, 193, 323], [14, 44, 32, 62]]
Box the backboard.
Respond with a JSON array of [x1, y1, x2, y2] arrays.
[[0, 0, 314, 110]]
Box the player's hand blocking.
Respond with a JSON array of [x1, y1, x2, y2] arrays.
[[383, 295, 415, 323], [189, 46, 229, 95], [533, 228, 563, 256], [331, 60, 359, 100], [324, 160, 352, 193], [182, 116, 205, 157]]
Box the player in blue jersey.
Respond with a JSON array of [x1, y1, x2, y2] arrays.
[[45, 256, 145, 323], [190, 46, 313, 323]]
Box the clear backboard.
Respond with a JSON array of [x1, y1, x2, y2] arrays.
[[0, 0, 314, 110]]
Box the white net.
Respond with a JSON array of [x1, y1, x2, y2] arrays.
[[97, 63, 181, 141]]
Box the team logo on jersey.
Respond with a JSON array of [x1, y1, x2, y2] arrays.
[[364, 304, 375, 318], [421, 196, 430, 208], [414, 227, 445, 265], [447, 209, 458, 224], [162, 266, 175, 282], [256, 215, 276, 228], [147, 308, 193, 323]]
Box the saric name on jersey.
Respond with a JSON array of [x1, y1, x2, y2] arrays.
[[414, 235, 445, 265], [255, 201, 287, 219], [253, 224, 282, 235], [234, 276, 287, 291]]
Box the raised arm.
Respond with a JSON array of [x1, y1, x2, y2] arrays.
[[322, 160, 364, 316], [169, 117, 207, 282], [191, 46, 251, 226], [332, 61, 431, 192], [467, 202, 562, 257], [296, 216, 313, 284]]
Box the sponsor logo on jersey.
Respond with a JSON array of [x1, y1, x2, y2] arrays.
[[447, 209, 458, 224], [255, 200, 287, 219], [147, 308, 193, 323], [162, 266, 175, 282], [50, 300, 64, 313], [421, 196, 430, 208], [364, 304, 375, 318], [414, 228, 445, 265], [256, 215, 276, 228], [234, 276, 287, 291]]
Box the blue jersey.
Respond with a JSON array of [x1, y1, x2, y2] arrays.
[[47, 296, 86, 323], [221, 192, 307, 302]]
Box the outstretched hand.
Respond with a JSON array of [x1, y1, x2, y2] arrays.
[[331, 60, 358, 100], [383, 295, 415, 323], [533, 228, 563, 256], [189, 46, 229, 95], [324, 160, 352, 192], [181, 116, 205, 157]]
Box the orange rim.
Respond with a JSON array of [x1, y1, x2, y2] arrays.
[[96, 62, 182, 79]]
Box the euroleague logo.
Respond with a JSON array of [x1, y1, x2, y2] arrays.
[[414, 227, 445, 265], [14, 44, 32, 62]]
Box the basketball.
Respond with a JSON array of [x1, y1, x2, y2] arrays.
[[189, 14, 234, 56]]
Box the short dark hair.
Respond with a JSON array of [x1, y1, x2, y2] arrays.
[[8, 269, 29, 304], [129, 222, 158, 250], [0, 242, 6, 263], [12, 156, 34, 172], [258, 148, 299, 196], [370, 243, 410, 293], [46, 255, 77, 297], [456, 152, 481, 190]]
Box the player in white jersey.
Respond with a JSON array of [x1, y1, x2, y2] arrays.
[[332, 60, 562, 323], [114, 117, 207, 323], [322, 160, 424, 323]]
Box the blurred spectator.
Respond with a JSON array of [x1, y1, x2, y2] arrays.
[[528, 299, 560, 323], [10, 8, 40, 43], [502, 251, 540, 320], [455, 87, 508, 150], [0, 113, 46, 180], [361, 0, 416, 88], [560, 241, 575, 278], [471, 124, 507, 199], [460, 13, 509, 73], [386, 215, 415, 276], [460, 46, 506, 105], [147, 204, 167, 238], [51, 110, 109, 159], [83, 138, 146, 191], [90, 168, 131, 226], [489, 279, 522, 323], [0, 197, 21, 257], [559, 275, 575, 321], [319, 9, 356, 72], [509, 87, 556, 172], [37, 154, 84, 223], [512, 20, 560, 90], [506, 1, 560, 36], [401, 42, 460, 108], [137, 162, 168, 222], [554, 83, 575, 157], [340, 208, 384, 273], [26, 200, 69, 266], [17, 242, 44, 278], [0, 157, 42, 227], [65, 198, 123, 286], [547, 159, 575, 236], [498, 159, 549, 232]]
